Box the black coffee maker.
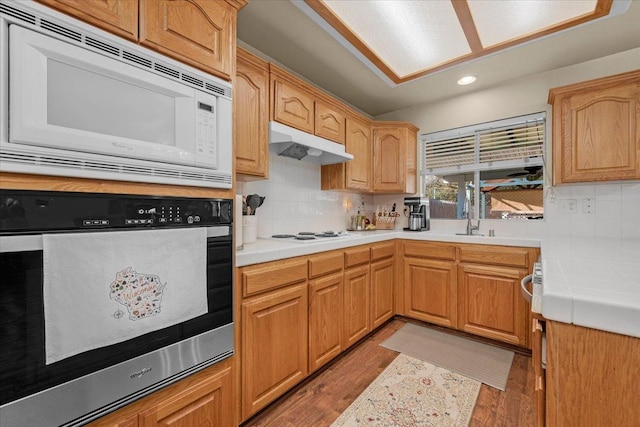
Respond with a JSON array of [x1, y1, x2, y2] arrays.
[[403, 197, 430, 231]]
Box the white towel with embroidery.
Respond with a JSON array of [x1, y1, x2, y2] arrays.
[[43, 227, 208, 364]]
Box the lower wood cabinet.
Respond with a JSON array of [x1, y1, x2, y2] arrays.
[[87, 360, 234, 427], [546, 321, 640, 426], [457, 263, 528, 346], [343, 263, 370, 349], [241, 283, 308, 419], [404, 257, 457, 328], [139, 364, 233, 427], [309, 271, 344, 373], [370, 256, 395, 330], [401, 240, 536, 348]]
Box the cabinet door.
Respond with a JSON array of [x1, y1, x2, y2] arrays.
[[140, 0, 234, 80], [370, 257, 394, 330], [372, 127, 404, 192], [272, 79, 314, 133], [458, 263, 528, 346], [551, 71, 640, 184], [343, 264, 370, 349], [139, 365, 233, 427], [315, 100, 346, 144], [404, 257, 457, 328], [241, 284, 308, 418], [345, 117, 371, 191], [35, 0, 138, 41], [235, 49, 269, 177], [309, 272, 343, 372]]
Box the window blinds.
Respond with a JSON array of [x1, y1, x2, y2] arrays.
[[421, 113, 545, 174]]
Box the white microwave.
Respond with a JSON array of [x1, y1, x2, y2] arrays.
[[0, 1, 232, 188]]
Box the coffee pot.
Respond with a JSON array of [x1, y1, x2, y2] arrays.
[[403, 197, 429, 231]]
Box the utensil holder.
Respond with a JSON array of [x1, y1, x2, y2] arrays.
[[242, 215, 257, 244], [373, 213, 397, 229]]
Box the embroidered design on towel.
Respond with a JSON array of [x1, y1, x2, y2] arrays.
[[109, 267, 166, 321]]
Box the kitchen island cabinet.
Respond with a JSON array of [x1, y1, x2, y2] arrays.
[[549, 69, 640, 184]]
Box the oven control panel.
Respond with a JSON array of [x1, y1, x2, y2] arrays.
[[0, 190, 233, 234]]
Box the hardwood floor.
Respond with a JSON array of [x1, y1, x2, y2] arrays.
[[242, 318, 535, 427]]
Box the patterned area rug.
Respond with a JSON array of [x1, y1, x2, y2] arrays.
[[331, 354, 481, 427]]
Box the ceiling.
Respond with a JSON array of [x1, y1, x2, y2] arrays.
[[237, 0, 640, 117]]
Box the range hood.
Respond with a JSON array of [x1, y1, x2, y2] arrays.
[[269, 121, 354, 165]]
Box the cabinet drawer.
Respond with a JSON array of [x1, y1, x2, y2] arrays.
[[371, 242, 395, 261], [459, 244, 530, 268], [242, 259, 307, 297], [403, 241, 456, 261], [344, 246, 370, 268], [308, 252, 343, 278]]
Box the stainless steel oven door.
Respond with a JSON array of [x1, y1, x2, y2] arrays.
[[0, 226, 233, 427]]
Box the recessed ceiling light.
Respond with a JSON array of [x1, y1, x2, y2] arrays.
[[457, 75, 477, 85]]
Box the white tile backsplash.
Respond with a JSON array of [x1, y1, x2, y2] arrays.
[[240, 154, 373, 236], [239, 157, 640, 239], [546, 181, 640, 239]]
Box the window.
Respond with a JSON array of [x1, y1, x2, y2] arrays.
[[421, 113, 545, 220]]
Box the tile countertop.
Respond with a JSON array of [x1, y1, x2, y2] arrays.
[[541, 236, 640, 339], [236, 231, 540, 267], [237, 232, 640, 337]]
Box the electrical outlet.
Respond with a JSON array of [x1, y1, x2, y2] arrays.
[[583, 198, 595, 214], [558, 199, 577, 214]]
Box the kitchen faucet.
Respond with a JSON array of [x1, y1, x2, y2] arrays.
[[463, 196, 480, 235]]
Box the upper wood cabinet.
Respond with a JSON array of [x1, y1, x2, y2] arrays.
[[321, 115, 372, 192], [140, 0, 236, 80], [235, 48, 269, 178], [36, 0, 245, 81], [34, 0, 138, 41], [315, 100, 346, 144], [549, 70, 640, 184], [372, 122, 418, 193], [270, 64, 346, 143], [271, 73, 315, 134]]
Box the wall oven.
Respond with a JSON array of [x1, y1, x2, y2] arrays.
[[0, 190, 233, 426]]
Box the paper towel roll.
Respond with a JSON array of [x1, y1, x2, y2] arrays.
[[235, 195, 243, 250]]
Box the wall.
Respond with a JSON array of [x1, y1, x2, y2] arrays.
[[238, 48, 640, 240], [373, 47, 640, 239], [239, 154, 373, 237]]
